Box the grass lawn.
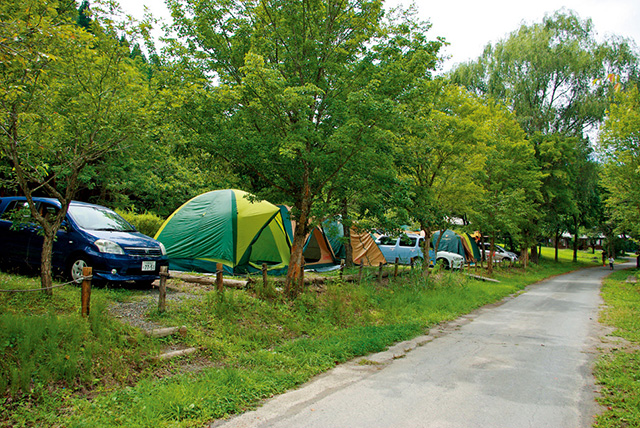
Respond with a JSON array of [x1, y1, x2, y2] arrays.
[[0, 247, 604, 427], [594, 267, 640, 428]]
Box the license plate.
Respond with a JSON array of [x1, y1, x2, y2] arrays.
[[141, 261, 156, 272]]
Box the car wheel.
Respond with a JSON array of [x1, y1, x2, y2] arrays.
[[68, 256, 91, 284], [135, 279, 156, 288], [437, 258, 450, 269]]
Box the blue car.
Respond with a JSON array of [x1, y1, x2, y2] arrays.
[[0, 197, 168, 286]]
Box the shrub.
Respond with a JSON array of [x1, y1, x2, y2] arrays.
[[116, 209, 165, 237]]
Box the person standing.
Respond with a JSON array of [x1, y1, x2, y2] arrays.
[[609, 256, 614, 270]]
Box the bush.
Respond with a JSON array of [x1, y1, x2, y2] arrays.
[[116, 209, 165, 237]]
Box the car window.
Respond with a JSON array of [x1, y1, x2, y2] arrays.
[[68, 205, 135, 232], [378, 236, 397, 246], [1, 200, 34, 223], [40, 203, 59, 220], [399, 235, 417, 247]]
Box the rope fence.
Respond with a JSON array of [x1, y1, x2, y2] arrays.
[[0, 276, 92, 293]]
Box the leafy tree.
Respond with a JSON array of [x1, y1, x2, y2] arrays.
[[165, 0, 442, 295], [451, 10, 639, 262], [0, 0, 152, 292], [395, 82, 484, 272], [77, 0, 92, 29], [599, 86, 640, 240]]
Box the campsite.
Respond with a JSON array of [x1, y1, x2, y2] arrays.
[[1, 245, 624, 428], [2, 0, 640, 427]]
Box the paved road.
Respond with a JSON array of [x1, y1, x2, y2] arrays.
[[213, 263, 626, 428]]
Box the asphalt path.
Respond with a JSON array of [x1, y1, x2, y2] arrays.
[[213, 262, 628, 428]]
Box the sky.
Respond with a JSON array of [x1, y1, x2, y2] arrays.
[[117, 0, 640, 71]]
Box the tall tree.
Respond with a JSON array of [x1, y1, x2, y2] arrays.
[[165, 0, 442, 296], [598, 86, 640, 240], [395, 81, 484, 272], [0, 0, 151, 292], [469, 100, 541, 273], [451, 10, 639, 261]]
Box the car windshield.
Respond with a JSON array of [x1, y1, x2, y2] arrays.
[[68, 205, 135, 232]]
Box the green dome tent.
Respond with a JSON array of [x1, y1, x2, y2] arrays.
[[154, 189, 292, 274], [432, 229, 481, 263]]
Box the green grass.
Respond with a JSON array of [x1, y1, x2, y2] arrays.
[[594, 268, 640, 428], [0, 248, 601, 427]]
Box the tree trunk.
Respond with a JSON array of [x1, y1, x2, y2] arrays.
[[530, 245, 539, 264], [284, 182, 312, 299], [487, 235, 495, 275], [341, 198, 353, 268], [554, 227, 559, 262], [420, 224, 431, 276], [40, 227, 56, 295], [285, 223, 308, 299], [433, 228, 447, 270], [572, 216, 578, 263]]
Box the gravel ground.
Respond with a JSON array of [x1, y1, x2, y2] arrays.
[[108, 282, 203, 332]]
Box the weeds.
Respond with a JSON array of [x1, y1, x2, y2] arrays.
[[0, 248, 604, 427], [595, 268, 640, 428]]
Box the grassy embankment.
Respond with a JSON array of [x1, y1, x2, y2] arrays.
[[0, 247, 601, 427], [595, 266, 640, 427]]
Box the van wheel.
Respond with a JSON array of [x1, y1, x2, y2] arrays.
[[437, 258, 450, 269], [68, 256, 91, 284]]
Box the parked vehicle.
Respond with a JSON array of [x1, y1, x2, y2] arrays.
[[480, 242, 518, 262], [0, 197, 168, 286], [376, 234, 465, 269]]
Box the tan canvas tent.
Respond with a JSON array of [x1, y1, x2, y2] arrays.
[[323, 221, 386, 266]]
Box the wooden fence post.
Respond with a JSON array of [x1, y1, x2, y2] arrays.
[[394, 257, 399, 279], [81, 267, 92, 317], [158, 266, 168, 313], [216, 263, 224, 293], [262, 263, 268, 289]]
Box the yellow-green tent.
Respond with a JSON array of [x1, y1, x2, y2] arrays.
[[154, 189, 291, 274]]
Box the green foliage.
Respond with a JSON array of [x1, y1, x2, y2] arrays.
[[164, 0, 443, 290], [451, 10, 637, 256], [595, 269, 640, 428], [0, 0, 161, 289], [1, 252, 595, 427], [396, 82, 485, 236], [452, 10, 637, 138], [115, 208, 165, 237], [599, 87, 640, 239]]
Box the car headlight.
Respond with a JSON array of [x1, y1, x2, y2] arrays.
[[158, 241, 167, 256], [95, 239, 125, 255]]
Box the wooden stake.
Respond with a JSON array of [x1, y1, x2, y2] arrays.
[[216, 263, 224, 293], [158, 266, 168, 313], [81, 267, 92, 317], [394, 257, 399, 279], [358, 261, 364, 285], [340, 259, 345, 280], [378, 262, 384, 284], [262, 263, 268, 289]]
